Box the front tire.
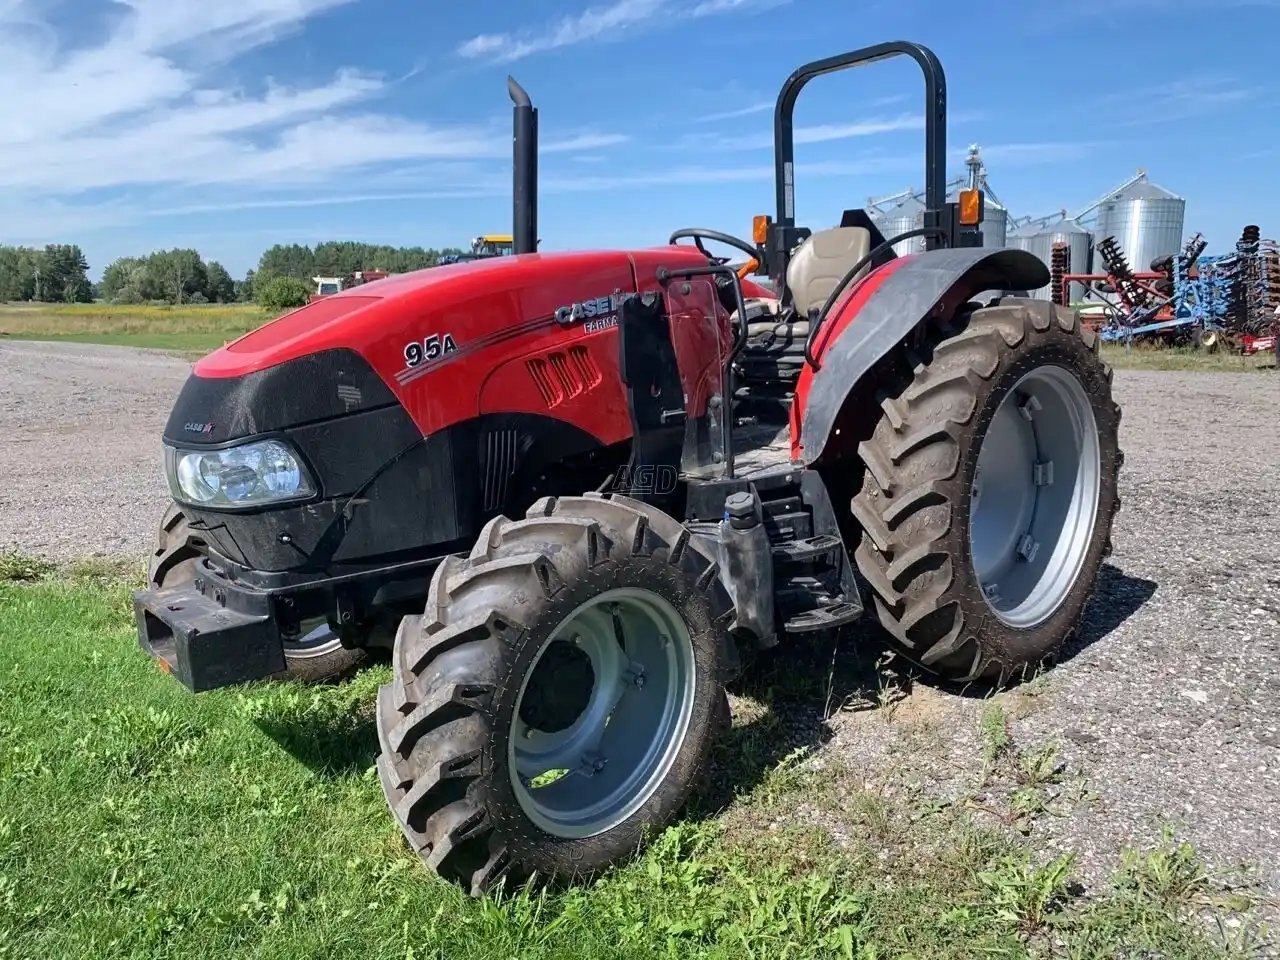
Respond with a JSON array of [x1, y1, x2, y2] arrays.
[[376, 493, 732, 895], [148, 503, 368, 683], [850, 299, 1122, 682]]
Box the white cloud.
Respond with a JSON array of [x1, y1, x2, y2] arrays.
[[457, 0, 788, 63], [676, 113, 926, 152], [457, 0, 665, 63], [971, 141, 1105, 164], [795, 115, 926, 146], [694, 100, 774, 123], [0, 0, 629, 240], [690, 0, 787, 12], [1102, 77, 1259, 126], [456, 34, 511, 58], [126, 152, 922, 218]]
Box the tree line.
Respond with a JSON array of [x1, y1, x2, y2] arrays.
[[0, 240, 468, 309], [0, 245, 93, 303]]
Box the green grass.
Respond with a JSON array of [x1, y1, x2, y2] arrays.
[[0, 302, 269, 354], [0, 566, 1267, 959], [1100, 342, 1275, 372]]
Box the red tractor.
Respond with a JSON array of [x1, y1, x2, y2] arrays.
[[136, 42, 1122, 894]]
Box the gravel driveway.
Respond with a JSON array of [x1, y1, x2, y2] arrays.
[[2, 338, 1278, 915], [0, 340, 190, 560]]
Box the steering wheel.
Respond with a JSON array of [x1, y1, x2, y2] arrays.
[[668, 228, 758, 266]]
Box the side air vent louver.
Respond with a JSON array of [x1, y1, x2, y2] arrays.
[[483, 429, 519, 512], [526, 358, 562, 407], [548, 352, 579, 400], [568, 345, 602, 389], [525, 346, 601, 409]]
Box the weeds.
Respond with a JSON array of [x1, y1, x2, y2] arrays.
[[972, 705, 1074, 834], [1017, 743, 1066, 788], [978, 853, 1076, 934], [979, 702, 1012, 768], [1100, 342, 1274, 373], [1115, 824, 1214, 907], [0, 302, 268, 352], [0, 549, 54, 582]]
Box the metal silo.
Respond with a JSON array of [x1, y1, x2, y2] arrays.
[[1007, 221, 1034, 253], [877, 195, 926, 255], [984, 200, 1008, 248], [1015, 218, 1092, 301], [962, 192, 1007, 248], [1095, 177, 1184, 273]]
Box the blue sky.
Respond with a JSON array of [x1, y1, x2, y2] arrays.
[[3, 0, 1278, 279]]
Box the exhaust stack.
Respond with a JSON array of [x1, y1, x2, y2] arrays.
[[508, 76, 538, 256]]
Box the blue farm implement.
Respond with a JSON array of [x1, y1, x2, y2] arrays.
[[1058, 227, 1279, 355]]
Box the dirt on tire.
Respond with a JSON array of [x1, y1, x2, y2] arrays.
[[376, 492, 733, 895], [850, 298, 1122, 682]]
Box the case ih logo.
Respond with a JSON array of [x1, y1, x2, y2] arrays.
[[183, 422, 215, 435], [554, 292, 634, 328]]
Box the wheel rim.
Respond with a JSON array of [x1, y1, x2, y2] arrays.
[[284, 619, 345, 660], [508, 587, 696, 839], [968, 365, 1101, 628]]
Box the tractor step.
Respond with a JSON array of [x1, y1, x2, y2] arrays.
[[762, 476, 864, 637], [772, 534, 842, 563], [763, 509, 812, 541], [760, 494, 803, 518], [783, 601, 863, 633]]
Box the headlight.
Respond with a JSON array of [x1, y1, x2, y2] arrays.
[[167, 439, 315, 508]]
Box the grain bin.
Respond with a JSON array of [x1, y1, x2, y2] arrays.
[[1015, 217, 1093, 301], [1095, 177, 1184, 274], [876, 194, 926, 255]]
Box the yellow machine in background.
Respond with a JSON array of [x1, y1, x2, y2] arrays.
[[470, 234, 515, 257]]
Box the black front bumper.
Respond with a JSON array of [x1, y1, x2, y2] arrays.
[[134, 553, 447, 692], [134, 578, 286, 692]]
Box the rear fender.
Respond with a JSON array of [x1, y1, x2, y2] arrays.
[[792, 248, 1049, 464]]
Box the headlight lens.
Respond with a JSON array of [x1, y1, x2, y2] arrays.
[[167, 439, 315, 508]]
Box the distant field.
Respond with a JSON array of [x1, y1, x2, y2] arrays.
[[2, 302, 1275, 374], [1100, 342, 1275, 372], [0, 302, 269, 354]]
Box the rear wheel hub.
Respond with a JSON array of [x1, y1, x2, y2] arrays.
[[969, 365, 1101, 628]]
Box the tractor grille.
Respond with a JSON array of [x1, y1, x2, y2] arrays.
[[482, 428, 519, 512]]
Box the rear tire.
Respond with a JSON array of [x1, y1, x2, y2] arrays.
[[376, 493, 732, 895], [148, 503, 368, 684], [850, 299, 1122, 682]]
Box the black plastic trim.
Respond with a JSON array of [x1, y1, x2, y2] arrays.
[[163, 348, 397, 446], [800, 248, 1050, 465]]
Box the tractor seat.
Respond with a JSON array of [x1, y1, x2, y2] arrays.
[[786, 226, 873, 319], [734, 226, 873, 327], [733, 227, 873, 415]]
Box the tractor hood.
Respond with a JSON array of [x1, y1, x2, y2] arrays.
[[195, 254, 563, 380], [173, 243, 720, 450], [193, 247, 711, 383]]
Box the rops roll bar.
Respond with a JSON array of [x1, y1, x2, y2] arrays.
[[769, 41, 948, 282]]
